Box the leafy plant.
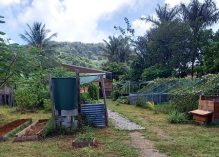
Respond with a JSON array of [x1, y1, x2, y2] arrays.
[[80, 93, 92, 104], [136, 97, 147, 108], [117, 97, 129, 104], [168, 110, 187, 124], [15, 87, 39, 111], [146, 101, 155, 110], [88, 83, 99, 100], [170, 93, 199, 114]]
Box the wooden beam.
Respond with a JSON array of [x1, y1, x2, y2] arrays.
[[49, 75, 56, 129], [100, 75, 108, 127], [76, 71, 82, 128]]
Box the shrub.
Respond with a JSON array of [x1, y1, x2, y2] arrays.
[[146, 101, 155, 110], [117, 97, 129, 104], [80, 93, 92, 104], [88, 83, 99, 100], [170, 93, 199, 113], [43, 99, 52, 112], [112, 90, 121, 101], [168, 110, 187, 124], [15, 87, 39, 111], [136, 97, 147, 108], [141, 65, 172, 81]]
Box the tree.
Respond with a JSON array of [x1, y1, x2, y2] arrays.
[[142, 4, 179, 25], [203, 41, 219, 73], [147, 20, 192, 77], [20, 22, 57, 49], [103, 36, 132, 63], [181, 0, 219, 78]]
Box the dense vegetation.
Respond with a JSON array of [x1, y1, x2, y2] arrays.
[[102, 0, 219, 81]]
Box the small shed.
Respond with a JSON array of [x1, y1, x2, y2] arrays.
[[62, 64, 113, 97]]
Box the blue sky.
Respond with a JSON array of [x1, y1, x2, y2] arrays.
[[0, 0, 219, 44]]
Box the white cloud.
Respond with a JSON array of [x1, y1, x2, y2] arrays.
[[0, 0, 21, 6], [132, 18, 152, 36], [2, 0, 141, 43]]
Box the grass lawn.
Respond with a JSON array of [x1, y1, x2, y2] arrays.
[[0, 106, 138, 157], [107, 99, 219, 157]]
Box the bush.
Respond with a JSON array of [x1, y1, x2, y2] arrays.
[[141, 65, 172, 81], [88, 83, 99, 100], [80, 93, 92, 104], [15, 87, 39, 111], [136, 97, 147, 108], [168, 110, 187, 124], [170, 93, 199, 113], [43, 99, 52, 112], [146, 101, 155, 110], [117, 97, 129, 104], [112, 90, 121, 101]]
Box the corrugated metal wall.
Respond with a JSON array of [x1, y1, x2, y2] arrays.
[[81, 104, 107, 128], [129, 93, 170, 105]]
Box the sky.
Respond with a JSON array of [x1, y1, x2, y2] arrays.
[[0, 0, 219, 44]]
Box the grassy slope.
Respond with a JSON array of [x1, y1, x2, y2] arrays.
[[0, 106, 138, 157], [107, 100, 219, 157]]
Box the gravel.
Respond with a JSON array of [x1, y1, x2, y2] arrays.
[[108, 109, 145, 130]]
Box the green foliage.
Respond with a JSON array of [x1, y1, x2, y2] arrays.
[[20, 22, 57, 48], [112, 90, 121, 101], [168, 110, 187, 124], [103, 36, 132, 63], [170, 93, 199, 113], [80, 93, 92, 104], [156, 103, 174, 114], [117, 97, 129, 104], [146, 101, 155, 110], [102, 62, 130, 80], [88, 83, 99, 100], [141, 65, 172, 81], [136, 97, 147, 108], [15, 87, 39, 111], [75, 126, 95, 142], [203, 41, 219, 73], [51, 67, 74, 77], [43, 99, 52, 112]]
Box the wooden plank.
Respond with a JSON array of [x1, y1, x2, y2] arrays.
[[49, 75, 56, 129], [76, 71, 81, 128], [189, 109, 213, 116], [100, 75, 108, 127]]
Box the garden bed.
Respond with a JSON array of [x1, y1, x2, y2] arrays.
[[0, 119, 32, 141], [14, 119, 48, 142]]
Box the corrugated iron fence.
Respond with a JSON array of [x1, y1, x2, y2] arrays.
[[128, 93, 170, 105], [81, 104, 107, 128]]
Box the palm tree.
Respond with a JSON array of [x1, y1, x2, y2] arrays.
[[103, 36, 131, 63], [142, 4, 179, 25], [181, 0, 219, 78], [20, 22, 57, 49]]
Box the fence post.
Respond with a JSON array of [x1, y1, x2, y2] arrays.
[[49, 75, 56, 129], [100, 75, 108, 127]]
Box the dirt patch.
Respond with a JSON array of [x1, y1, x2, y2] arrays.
[[0, 119, 30, 136], [152, 127, 169, 140], [129, 131, 167, 157]]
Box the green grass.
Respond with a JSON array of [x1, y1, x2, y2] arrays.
[[107, 99, 219, 157], [0, 106, 138, 157]]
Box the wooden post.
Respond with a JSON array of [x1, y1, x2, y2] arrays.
[[49, 75, 56, 129], [76, 71, 81, 128], [100, 75, 108, 127]]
